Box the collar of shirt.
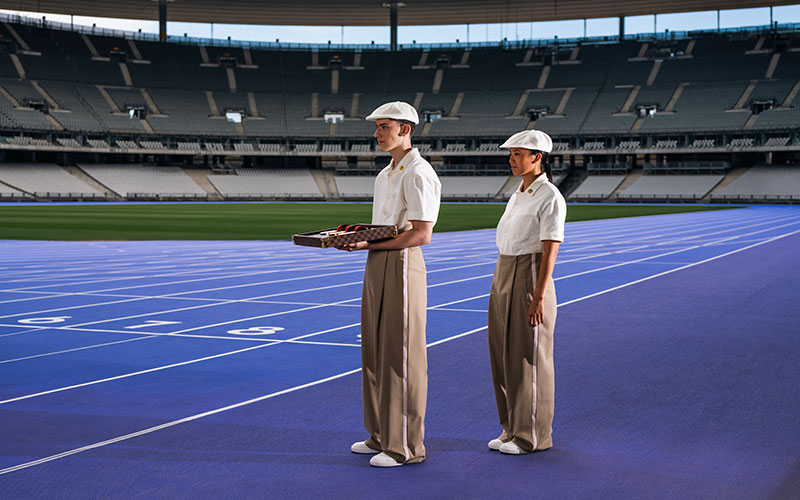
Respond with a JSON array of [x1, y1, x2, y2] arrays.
[[514, 173, 548, 198], [388, 148, 419, 173]]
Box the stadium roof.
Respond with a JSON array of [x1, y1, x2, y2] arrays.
[[1, 0, 796, 26]]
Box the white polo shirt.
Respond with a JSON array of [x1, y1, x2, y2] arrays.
[[496, 174, 566, 256], [372, 148, 441, 232]]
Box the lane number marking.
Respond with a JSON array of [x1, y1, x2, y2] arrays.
[[227, 326, 285, 336], [18, 316, 71, 325]]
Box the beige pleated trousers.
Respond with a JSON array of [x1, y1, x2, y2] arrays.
[[488, 253, 557, 452], [360, 247, 428, 463]]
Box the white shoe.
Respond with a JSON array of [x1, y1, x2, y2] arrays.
[[499, 441, 528, 455], [351, 441, 380, 454], [488, 439, 504, 451], [369, 452, 403, 467]]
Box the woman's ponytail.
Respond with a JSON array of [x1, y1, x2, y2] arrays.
[[540, 151, 553, 183]]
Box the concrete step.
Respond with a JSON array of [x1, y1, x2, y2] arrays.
[[432, 69, 444, 94], [513, 89, 531, 116], [226, 67, 237, 93], [248, 92, 259, 117], [494, 175, 519, 200], [310, 169, 340, 200], [4, 22, 32, 51], [331, 69, 339, 94], [140, 88, 161, 114], [703, 167, 751, 201], [127, 39, 143, 60], [9, 54, 25, 79], [782, 79, 800, 107], [610, 170, 644, 200], [0, 83, 20, 106], [621, 86, 641, 113], [68, 166, 121, 198], [647, 59, 662, 86], [555, 88, 573, 114], [743, 114, 758, 131], [734, 80, 758, 109], [80, 33, 99, 57], [183, 168, 224, 200], [537, 65, 550, 89], [119, 62, 133, 86], [206, 91, 220, 116], [765, 53, 781, 79], [665, 83, 687, 112], [450, 92, 464, 116], [97, 85, 120, 112]]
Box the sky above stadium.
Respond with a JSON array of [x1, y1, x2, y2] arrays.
[[2, 4, 800, 45]]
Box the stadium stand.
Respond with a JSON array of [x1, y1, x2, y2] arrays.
[[139, 140, 166, 149], [616, 175, 723, 201], [78, 164, 208, 199], [711, 166, 800, 203], [0, 16, 798, 205], [335, 175, 374, 200], [569, 175, 626, 201], [439, 176, 510, 200], [0, 163, 105, 199], [0, 180, 32, 200], [208, 168, 324, 199]]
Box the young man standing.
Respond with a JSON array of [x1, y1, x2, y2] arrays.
[[337, 101, 441, 467]]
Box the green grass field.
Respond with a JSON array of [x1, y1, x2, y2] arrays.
[[0, 203, 742, 241]]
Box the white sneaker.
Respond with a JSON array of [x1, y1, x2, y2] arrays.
[[499, 441, 528, 455], [369, 452, 403, 467], [351, 441, 380, 454], [488, 439, 504, 451]]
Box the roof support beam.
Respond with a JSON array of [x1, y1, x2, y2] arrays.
[[159, 0, 167, 42], [388, 2, 399, 51]]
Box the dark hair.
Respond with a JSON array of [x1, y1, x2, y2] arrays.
[[533, 150, 553, 183], [397, 119, 416, 136]]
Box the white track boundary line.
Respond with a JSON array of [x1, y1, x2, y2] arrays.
[[430, 222, 800, 309], [0, 336, 155, 364], [0, 325, 488, 476], [0, 258, 498, 323], [3, 224, 794, 475], [0, 321, 361, 406], [3, 217, 793, 340]]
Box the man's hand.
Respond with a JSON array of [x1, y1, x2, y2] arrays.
[[333, 240, 369, 252]]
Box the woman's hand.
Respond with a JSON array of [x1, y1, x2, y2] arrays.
[[527, 293, 544, 328]]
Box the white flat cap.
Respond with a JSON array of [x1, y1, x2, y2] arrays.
[[500, 130, 553, 153], [365, 101, 419, 125]]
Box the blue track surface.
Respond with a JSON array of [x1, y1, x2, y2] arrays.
[[1, 205, 799, 499]]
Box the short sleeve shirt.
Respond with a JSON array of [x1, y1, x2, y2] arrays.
[[496, 174, 566, 256], [372, 148, 442, 232]]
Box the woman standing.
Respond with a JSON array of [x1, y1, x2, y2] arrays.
[[487, 129, 566, 455]]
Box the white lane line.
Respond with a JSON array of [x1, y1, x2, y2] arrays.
[[0, 259, 496, 324], [0, 324, 491, 476], [557, 227, 800, 307], [0, 265, 365, 304], [1, 257, 346, 293], [4, 215, 792, 340], [431, 308, 488, 313], [429, 221, 800, 309], [0, 260, 501, 343], [0, 324, 276, 343], [0, 336, 155, 364], [0, 321, 361, 406], [0, 342, 279, 406]]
